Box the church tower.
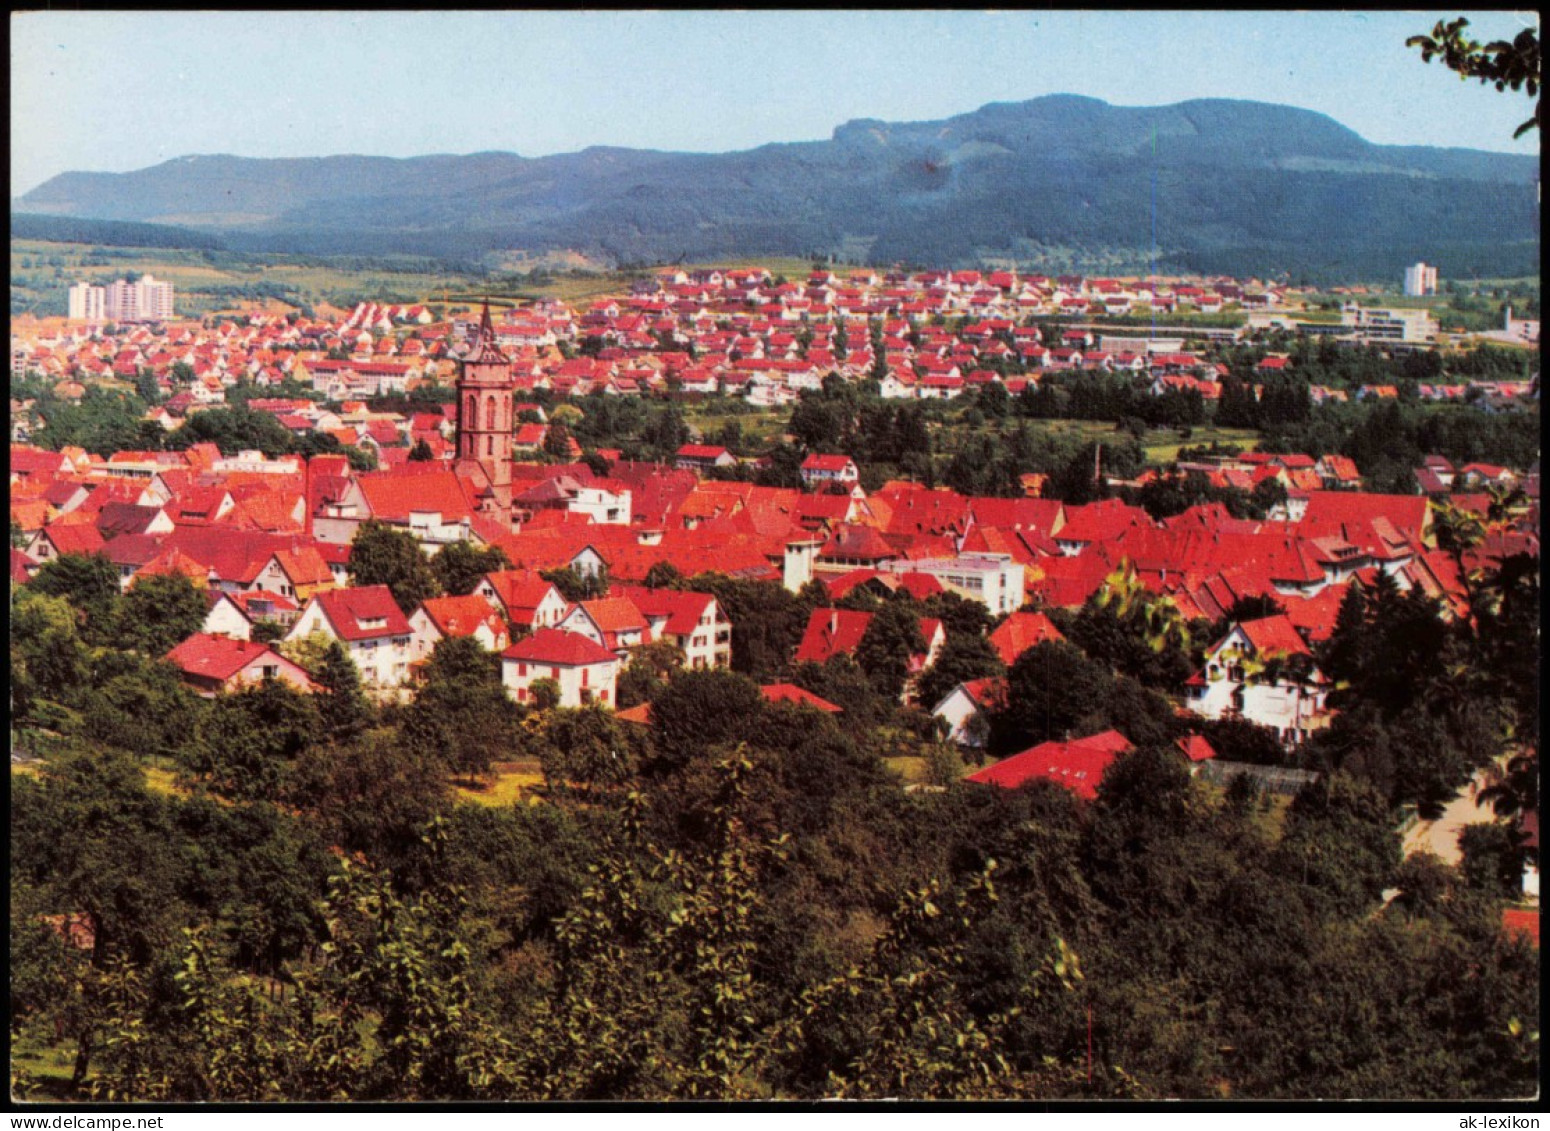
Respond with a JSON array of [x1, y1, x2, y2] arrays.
[[455, 301, 514, 511]]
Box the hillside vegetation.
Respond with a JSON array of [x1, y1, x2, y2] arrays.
[[15, 96, 1539, 280]]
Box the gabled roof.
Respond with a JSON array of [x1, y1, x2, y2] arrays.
[[95, 502, 165, 538], [309, 585, 411, 640], [760, 683, 843, 712], [801, 453, 857, 473], [611, 584, 717, 636], [821, 523, 896, 562], [416, 594, 506, 640], [503, 627, 617, 666], [101, 531, 166, 568], [1234, 614, 1312, 659], [480, 569, 562, 617], [569, 596, 648, 643], [966, 730, 1133, 799], [1176, 734, 1218, 763], [988, 611, 1065, 666], [40, 522, 106, 556], [794, 607, 873, 665], [165, 633, 310, 685], [355, 468, 474, 523]]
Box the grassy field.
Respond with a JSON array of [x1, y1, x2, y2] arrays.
[[452, 760, 545, 806], [11, 1033, 80, 1100], [11, 241, 839, 320]]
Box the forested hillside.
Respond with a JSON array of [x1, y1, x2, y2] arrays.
[[15, 96, 1539, 278]]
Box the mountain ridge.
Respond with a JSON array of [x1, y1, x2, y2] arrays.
[[14, 95, 1539, 278]]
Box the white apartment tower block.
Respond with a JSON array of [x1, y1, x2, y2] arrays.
[[1403, 262, 1438, 297], [67, 282, 106, 322], [68, 275, 175, 322]]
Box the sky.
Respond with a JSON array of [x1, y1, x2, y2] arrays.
[[10, 9, 1542, 197]]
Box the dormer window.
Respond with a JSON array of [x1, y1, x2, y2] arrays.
[[358, 615, 388, 631]]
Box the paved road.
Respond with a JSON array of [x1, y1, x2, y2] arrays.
[[1402, 761, 1504, 864]]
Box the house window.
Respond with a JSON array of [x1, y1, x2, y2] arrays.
[[517, 687, 527, 702], [581, 668, 590, 688], [551, 667, 560, 680], [519, 662, 527, 677]]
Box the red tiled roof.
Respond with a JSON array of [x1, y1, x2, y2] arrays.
[[801, 453, 856, 473], [503, 627, 617, 666], [165, 632, 308, 685], [988, 611, 1065, 667], [356, 468, 474, 523], [966, 730, 1133, 799], [311, 585, 411, 640], [794, 607, 873, 665], [760, 683, 843, 712], [417, 594, 505, 640], [41, 522, 107, 556], [1176, 734, 1218, 763], [612, 585, 717, 637], [1237, 614, 1312, 658], [1502, 908, 1539, 947]]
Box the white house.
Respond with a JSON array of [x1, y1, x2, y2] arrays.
[[1184, 614, 1332, 745], [880, 554, 1026, 616], [502, 628, 620, 709], [408, 594, 511, 662], [800, 453, 861, 488], [286, 584, 415, 689], [612, 584, 733, 670], [555, 597, 649, 663], [473, 570, 569, 632], [932, 677, 1006, 748]]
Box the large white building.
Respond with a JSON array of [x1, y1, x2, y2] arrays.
[[67, 275, 175, 323], [880, 553, 1026, 615], [66, 282, 106, 322], [1341, 303, 1437, 343], [1403, 262, 1438, 297]]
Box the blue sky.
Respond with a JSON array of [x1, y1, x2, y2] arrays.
[[10, 10, 1541, 196]]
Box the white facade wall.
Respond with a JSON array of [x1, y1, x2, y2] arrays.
[[502, 655, 618, 709]]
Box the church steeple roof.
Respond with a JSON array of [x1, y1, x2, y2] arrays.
[[464, 300, 510, 366]]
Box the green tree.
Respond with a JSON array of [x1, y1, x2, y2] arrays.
[[27, 551, 123, 646], [10, 589, 93, 714], [115, 574, 209, 656], [314, 640, 373, 743], [615, 638, 686, 709], [1409, 17, 1541, 138], [648, 667, 765, 771], [855, 600, 927, 700], [539, 705, 638, 795], [915, 633, 1005, 711], [540, 564, 609, 602], [430, 540, 511, 597], [185, 677, 322, 803], [348, 520, 442, 614], [401, 636, 519, 781]]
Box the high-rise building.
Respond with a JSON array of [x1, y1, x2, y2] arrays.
[[67, 275, 175, 322], [67, 282, 106, 322], [1403, 262, 1438, 297]]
